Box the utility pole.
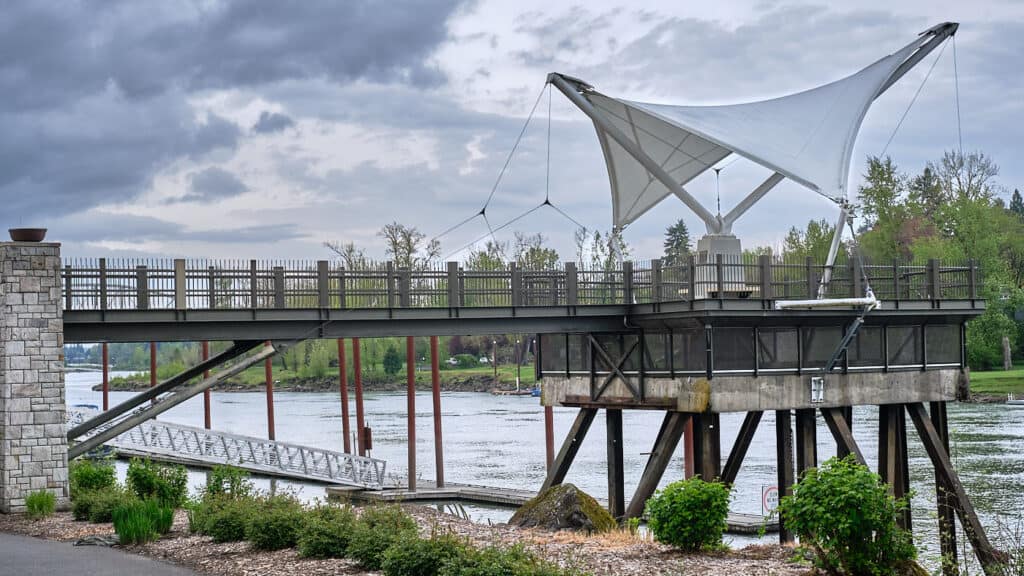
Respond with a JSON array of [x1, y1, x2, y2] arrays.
[[492, 339, 498, 381]]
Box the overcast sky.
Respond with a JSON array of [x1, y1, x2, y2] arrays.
[[3, 1, 1021, 262]]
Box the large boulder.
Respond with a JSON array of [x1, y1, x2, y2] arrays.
[[509, 484, 616, 533]]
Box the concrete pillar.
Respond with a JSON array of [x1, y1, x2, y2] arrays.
[[0, 242, 68, 512]]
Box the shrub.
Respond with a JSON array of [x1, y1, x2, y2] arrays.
[[381, 532, 468, 576], [439, 544, 578, 576], [203, 496, 258, 542], [72, 486, 139, 523], [297, 503, 357, 558], [644, 476, 730, 551], [778, 455, 916, 576], [25, 490, 56, 520], [348, 505, 418, 570], [112, 499, 174, 545], [126, 458, 188, 508], [204, 465, 253, 499], [69, 459, 116, 498], [246, 495, 306, 551]]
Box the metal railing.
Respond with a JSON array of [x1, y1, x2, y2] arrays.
[[68, 410, 386, 488], [61, 255, 981, 311]]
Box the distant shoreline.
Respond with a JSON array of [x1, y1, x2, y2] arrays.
[[89, 374, 530, 394]]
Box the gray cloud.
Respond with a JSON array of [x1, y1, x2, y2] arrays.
[[252, 111, 295, 134], [0, 0, 466, 223], [51, 212, 303, 248], [176, 167, 249, 204]]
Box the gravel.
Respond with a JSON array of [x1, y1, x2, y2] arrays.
[[0, 507, 810, 576]]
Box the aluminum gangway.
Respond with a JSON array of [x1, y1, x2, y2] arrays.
[[68, 410, 387, 489]]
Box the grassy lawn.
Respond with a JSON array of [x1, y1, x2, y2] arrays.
[[969, 366, 1024, 395]]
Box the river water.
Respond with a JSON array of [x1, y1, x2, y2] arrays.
[[67, 372, 1023, 561]]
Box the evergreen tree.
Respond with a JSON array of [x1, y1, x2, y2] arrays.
[[382, 345, 402, 376], [662, 219, 692, 266], [1011, 188, 1024, 218]]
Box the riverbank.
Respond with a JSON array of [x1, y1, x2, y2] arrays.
[[0, 508, 809, 576], [92, 374, 529, 394]]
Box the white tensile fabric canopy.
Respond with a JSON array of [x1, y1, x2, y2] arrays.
[[568, 30, 942, 229]]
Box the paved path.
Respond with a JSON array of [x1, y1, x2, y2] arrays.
[[0, 532, 195, 576]]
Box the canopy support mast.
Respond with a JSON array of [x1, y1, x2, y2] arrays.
[[548, 73, 722, 234]]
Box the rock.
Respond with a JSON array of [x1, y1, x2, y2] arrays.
[[74, 534, 120, 546], [509, 484, 616, 533]]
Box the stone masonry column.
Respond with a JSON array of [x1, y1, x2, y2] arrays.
[[0, 242, 68, 512]]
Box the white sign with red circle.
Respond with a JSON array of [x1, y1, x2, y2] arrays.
[[762, 485, 779, 515]]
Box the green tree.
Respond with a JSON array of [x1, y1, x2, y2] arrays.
[[464, 239, 506, 271], [858, 156, 916, 261], [512, 232, 559, 269], [1010, 188, 1024, 218], [662, 218, 692, 266], [382, 345, 402, 376], [377, 222, 440, 270], [783, 219, 838, 263]]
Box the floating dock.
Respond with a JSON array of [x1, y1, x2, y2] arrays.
[[326, 481, 777, 534]]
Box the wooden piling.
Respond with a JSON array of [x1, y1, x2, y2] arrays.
[[353, 337, 366, 456], [794, 408, 817, 477], [101, 342, 109, 412], [626, 411, 687, 519], [544, 406, 554, 471], [684, 416, 695, 478], [430, 336, 444, 488], [776, 410, 795, 544], [338, 338, 351, 454], [930, 401, 958, 575], [880, 404, 911, 529], [202, 341, 211, 429], [606, 409, 624, 519], [906, 403, 1001, 574], [542, 408, 597, 492], [264, 340, 275, 441], [406, 336, 416, 492]]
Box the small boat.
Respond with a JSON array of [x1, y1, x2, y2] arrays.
[[1007, 394, 1024, 406], [531, 387, 541, 398]]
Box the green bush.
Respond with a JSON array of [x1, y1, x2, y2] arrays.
[[644, 476, 730, 551], [348, 505, 418, 570], [381, 532, 468, 576], [246, 495, 306, 551], [112, 499, 174, 545], [72, 486, 139, 523], [202, 496, 258, 542], [439, 544, 578, 576], [126, 459, 188, 508], [778, 455, 916, 576], [69, 459, 116, 498], [297, 503, 357, 558], [204, 465, 253, 499], [25, 490, 56, 520]]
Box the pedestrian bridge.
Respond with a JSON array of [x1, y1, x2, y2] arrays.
[[60, 256, 983, 343]]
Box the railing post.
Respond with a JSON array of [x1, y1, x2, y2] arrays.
[[687, 254, 696, 301], [548, 270, 558, 306], [652, 259, 663, 303], [207, 266, 216, 309], [623, 261, 634, 304], [386, 262, 396, 307], [249, 260, 258, 308], [968, 259, 978, 299], [338, 266, 347, 309], [805, 256, 815, 299], [565, 262, 578, 305], [446, 262, 458, 307], [174, 259, 186, 309], [510, 262, 522, 307], [892, 258, 901, 301], [927, 258, 940, 300], [399, 267, 411, 307], [317, 260, 330, 308], [64, 264, 73, 311], [273, 266, 285, 308], [759, 254, 772, 301], [99, 258, 108, 311], [136, 265, 149, 310], [715, 254, 725, 299]]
